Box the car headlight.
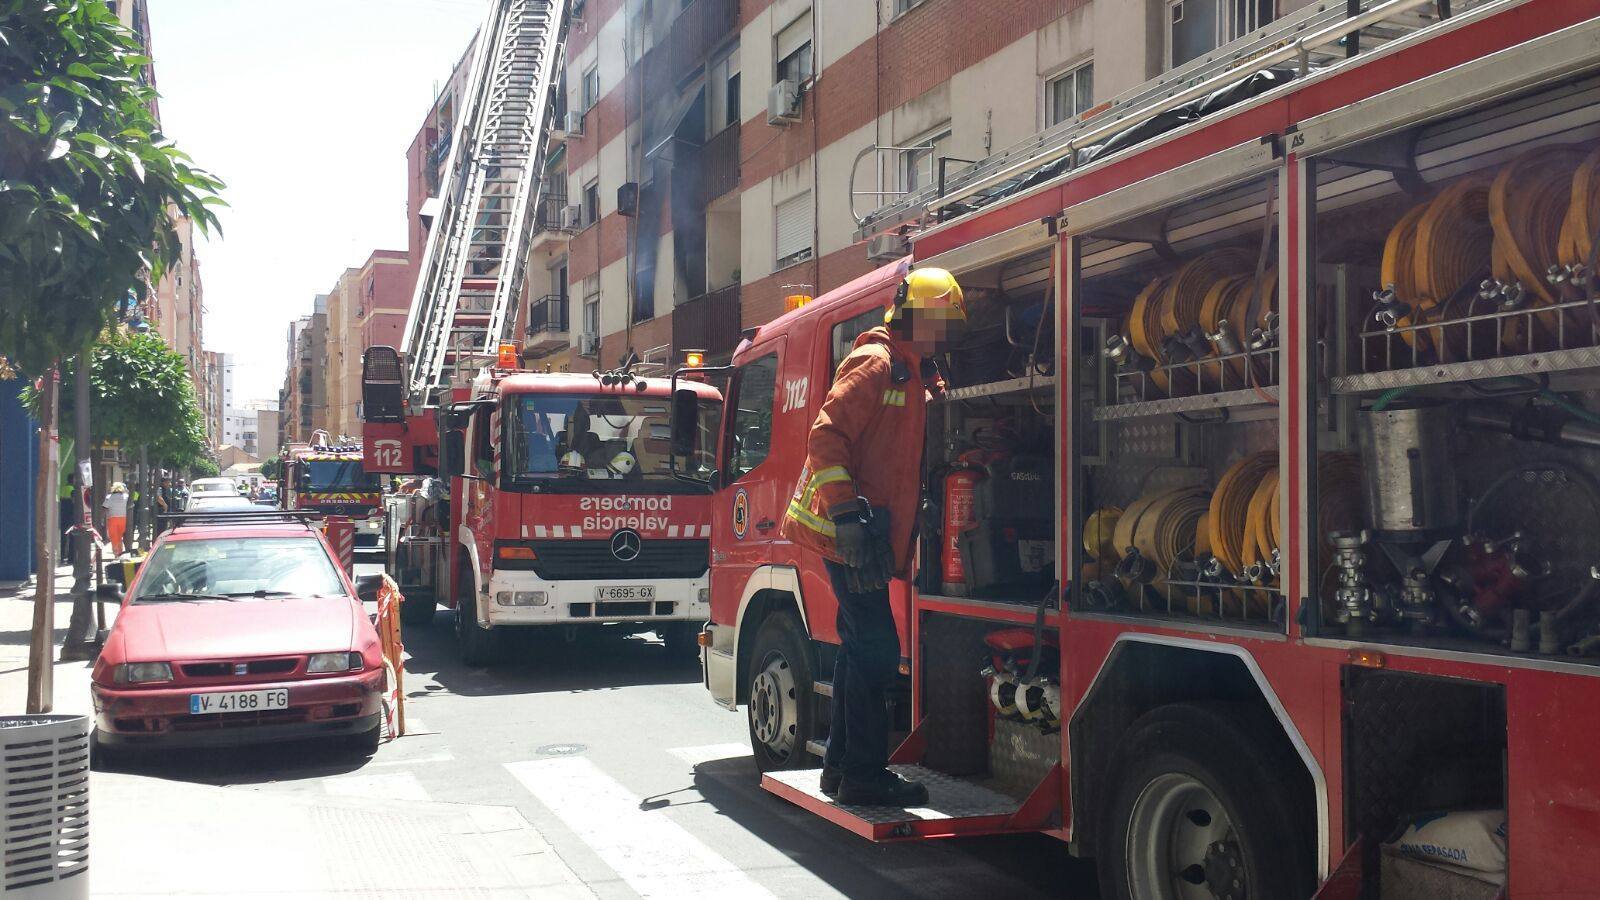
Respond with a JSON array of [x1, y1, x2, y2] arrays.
[[307, 652, 363, 673], [115, 662, 173, 684], [496, 590, 548, 606]]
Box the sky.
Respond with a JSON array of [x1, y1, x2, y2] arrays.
[[144, 0, 487, 407]]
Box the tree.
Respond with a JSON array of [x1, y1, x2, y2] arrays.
[[0, 0, 223, 373], [24, 330, 208, 465], [188, 457, 219, 479], [260, 456, 283, 480]]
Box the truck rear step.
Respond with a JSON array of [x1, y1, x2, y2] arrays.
[[761, 765, 1026, 841]]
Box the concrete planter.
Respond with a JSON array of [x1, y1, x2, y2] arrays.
[[1, 716, 89, 898]]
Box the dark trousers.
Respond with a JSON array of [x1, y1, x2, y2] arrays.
[[58, 499, 73, 559], [822, 560, 901, 781]]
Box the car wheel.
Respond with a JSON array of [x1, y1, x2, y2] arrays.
[[400, 590, 437, 627], [89, 729, 124, 772], [455, 573, 500, 667], [663, 622, 701, 660], [1098, 702, 1314, 900], [746, 612, 814, 773], [345, 723, 382, 757]]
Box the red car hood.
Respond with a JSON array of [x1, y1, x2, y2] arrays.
[[115, 595, 358, 661]]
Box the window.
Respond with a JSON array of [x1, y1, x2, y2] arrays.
[[582, 65, 600, 112], [505, 392, 721, 485], [899, 127, 950, 194], [131, 537, 348, 602], [1046, 62, 1094, 128], [726, 355, 778, 477], [707, 46, 741, 137], [582, 180, 600, 227], [582, 277, 600, 335], [893, 0, 923, 15], [1168, 0, 1274, 69], [832, 308, 883, 374], [774, 192, 813, 268], [774, 11, 813, 86]]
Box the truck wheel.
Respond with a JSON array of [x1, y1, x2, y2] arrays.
[[1098, 702, 1313, 900], [456, 576, 500, 667], [746, 612, 814, 773], [400, 590, 437, 627], [663, 622, 701, 660]]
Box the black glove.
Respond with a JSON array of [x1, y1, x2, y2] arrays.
[[834, 519, 870, 569]]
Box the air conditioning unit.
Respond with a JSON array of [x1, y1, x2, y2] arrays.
[[560, 205, 583, 229], [767, 80, 801, 125], [565, 110, 585, 136], [579, 333, 600, 357], [867, 232, 912, 263]]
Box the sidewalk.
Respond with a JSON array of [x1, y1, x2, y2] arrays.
[[0, 565, 595, 899]]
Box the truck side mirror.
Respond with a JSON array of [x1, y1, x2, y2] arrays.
[[442, 430, 466, 478], [671, 388, 699, 458]]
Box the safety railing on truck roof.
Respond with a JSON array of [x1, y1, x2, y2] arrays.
[[853, 0, 1503, 240]]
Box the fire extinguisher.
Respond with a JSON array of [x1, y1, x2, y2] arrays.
[[941, 450, 990, 596]]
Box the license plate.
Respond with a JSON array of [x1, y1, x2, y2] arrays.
[[189, 689, 289, 715], [596, 585, 655, 601]]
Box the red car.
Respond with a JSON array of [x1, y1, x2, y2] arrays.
[[90, 515, 385, 759]]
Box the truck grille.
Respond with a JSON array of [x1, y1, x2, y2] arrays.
[[529, 539, 708, 580]]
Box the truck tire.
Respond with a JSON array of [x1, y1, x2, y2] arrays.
[[455, 572, 501, 667], [1098, 702, 1313, 900], [400, 590, 437, 627], [746, 611, 815, 773]]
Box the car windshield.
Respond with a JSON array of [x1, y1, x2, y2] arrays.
[[305, 460, 380, 491], [186, 496, 257, 511], [190, 480, 237, 495], [503, 393, 719, 489], [130, 536, 348, 602]]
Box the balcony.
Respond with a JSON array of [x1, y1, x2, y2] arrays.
[[641, 0, 739, 90], [699, 122, 740, 205], [672, 283, 741, 360], [532, 192, 575, 245], [525, 295, 570, 354]]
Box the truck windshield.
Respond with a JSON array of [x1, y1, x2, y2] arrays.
[[306, 460, 380, 491], [505, 393, 719, 488]]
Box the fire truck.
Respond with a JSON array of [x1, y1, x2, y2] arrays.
[[356, 0, 723, 663], [673, 2, 1600, 896], [281, 434, 385, 547]]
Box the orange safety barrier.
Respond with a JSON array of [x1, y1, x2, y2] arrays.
[[322, 516, 355, 574], [375, 574, 406, 739]]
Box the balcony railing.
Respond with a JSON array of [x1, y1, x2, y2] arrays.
[[673, 282, 741, 359], [534, 193, 574, 236], [526, 295, 571, 353], [642, 0, 739, 91], [700, 122, 740, 205]]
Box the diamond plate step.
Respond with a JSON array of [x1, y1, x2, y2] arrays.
[[762, 764, 1025, 841]]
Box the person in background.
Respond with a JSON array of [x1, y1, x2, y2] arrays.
[[103, 482, 129, 557], [59, 472, 76, 560]]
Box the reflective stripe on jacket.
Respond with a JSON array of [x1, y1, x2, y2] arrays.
[[781, 327, 933, 575]]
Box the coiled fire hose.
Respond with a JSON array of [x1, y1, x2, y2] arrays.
[[1489, 144, 1589, 348]]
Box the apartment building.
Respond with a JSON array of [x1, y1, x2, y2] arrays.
[[278, 297, 330, 445], [520, 0, 1301, 368], [322, 250, 415, 439]]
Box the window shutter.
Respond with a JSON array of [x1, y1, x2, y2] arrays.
[[775, 12, 811, 68], [775, 193, 813, 264]]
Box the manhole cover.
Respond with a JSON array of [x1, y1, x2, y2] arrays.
[[537, 743, 586, 756]]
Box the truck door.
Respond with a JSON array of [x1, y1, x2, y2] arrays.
[[711, 342, 784, 627], [459, 406, 495, 592]]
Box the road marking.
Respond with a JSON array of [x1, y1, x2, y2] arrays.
[[667, 743, 751, 768], [505, 756, 777, 899], [323, 771, 431, 802], [365, 750, 456, 768]]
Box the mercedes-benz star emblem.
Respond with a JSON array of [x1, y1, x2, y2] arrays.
[[610, 529, 642, 562]]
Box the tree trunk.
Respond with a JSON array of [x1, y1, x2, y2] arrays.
[[27, 367, 58, 714], [64, 349, 96, 656]]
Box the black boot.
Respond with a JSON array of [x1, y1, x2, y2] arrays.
[[837, 771, 929, 807], [819, 766, 842, 797]]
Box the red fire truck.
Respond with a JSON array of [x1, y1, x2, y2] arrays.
[[364, 345, 722, 664], [281, 435, 385, 547], [674, 2, 1600, 896]]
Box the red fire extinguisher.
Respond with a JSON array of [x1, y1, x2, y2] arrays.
[[941, 450, 990, 596]]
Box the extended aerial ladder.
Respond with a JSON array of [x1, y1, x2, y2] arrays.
[[396, 0, 569, 410]]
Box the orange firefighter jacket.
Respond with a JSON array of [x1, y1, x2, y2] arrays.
[[781, 327, 940, 575]]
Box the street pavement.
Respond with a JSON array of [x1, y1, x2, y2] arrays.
[[0, 551, 1096, 898]]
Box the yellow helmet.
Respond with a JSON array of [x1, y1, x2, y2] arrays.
[[885, 267, 966, 325]]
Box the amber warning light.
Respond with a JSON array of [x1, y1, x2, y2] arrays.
[[497, 341, 519, 369], [784, 294, 813, 312], [683, 350, 705, 368]]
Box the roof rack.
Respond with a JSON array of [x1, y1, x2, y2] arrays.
[[854, 0, 1499, 239], [157, 510, 325, 531]]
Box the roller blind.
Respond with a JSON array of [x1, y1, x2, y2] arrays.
[[775, 192, 813, 265], [776, 11, 811, 65]]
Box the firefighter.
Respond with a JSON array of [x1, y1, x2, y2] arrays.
[[782, 266, 965, 807]]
